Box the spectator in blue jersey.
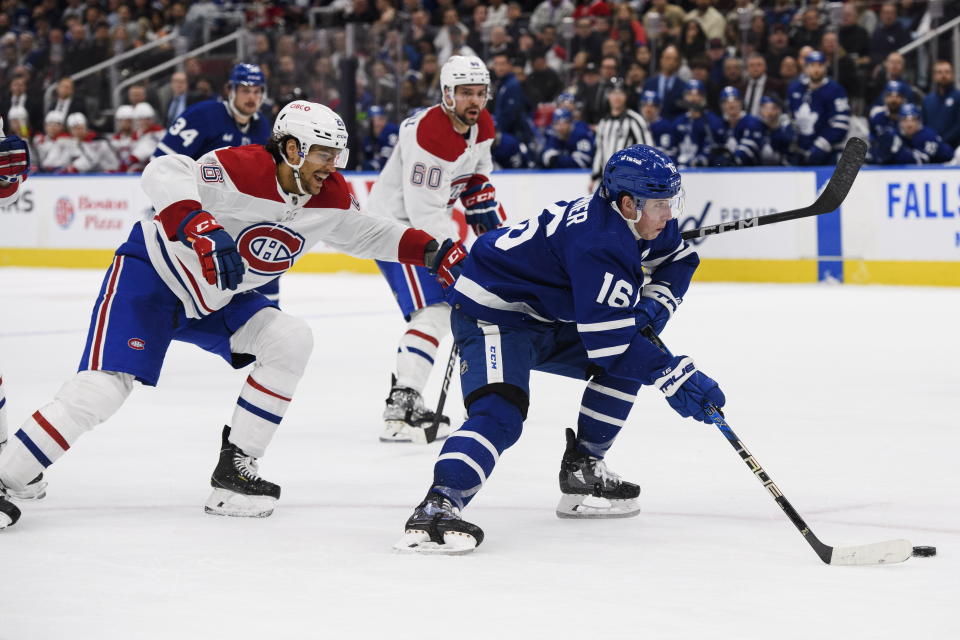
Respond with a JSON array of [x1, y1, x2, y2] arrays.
[[491, 53, 532, 144], [874, 104, 954, 165], [868, 81, 908, 143], [787, 51, 851, 166], [361, 105, 399, 172], [757, 95, 795, 166], [491, 131, 534, 169], [639, 90, 677, 160], [922, 61, 960, 148], [672, 79, 724, 168], [540, 108, 595, 169], [153, 63, 271, 161], [713, 86, 765, 166]]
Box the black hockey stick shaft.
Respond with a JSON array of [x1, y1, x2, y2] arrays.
[[424, 344, 458, 444], [641, 327, 833, 564], [680, 136, 867, 241]]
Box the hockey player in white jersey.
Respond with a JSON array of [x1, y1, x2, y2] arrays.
[[366, 55, 507, 444], [0, 100, 466, 529]]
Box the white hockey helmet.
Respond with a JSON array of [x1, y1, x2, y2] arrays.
[[8, 105, 27, 123], [133, 102, 155, 120], [45, 111, 66, 125], [66, 112, 87, 129], [272, 100, 349, 169], [115, 104, 135, 121], [440, 55, 490, 111]]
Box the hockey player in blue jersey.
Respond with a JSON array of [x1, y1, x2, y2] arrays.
[[712, 86, 765, 166], [539, 108, 595, 169], [874, 104, 954, 165], [491, 131, 534, 169], [758, 95, 796, 166], [868, 81, 908, 141], [393, 145, 725, 554], [672, 79, 724, 168], [154, 63, 271, 160], [639, 90, 677, 160], [787, 51, 851, 165], [361, 105, 399, 171]]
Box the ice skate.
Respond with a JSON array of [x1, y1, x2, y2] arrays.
[[204, 426, 280, 518], [381, 375, 451, 444], [393, 492, 484, 555], [0, 440, 47, 500], [556, 428, 641, 519], [0, 484, 21, 529]]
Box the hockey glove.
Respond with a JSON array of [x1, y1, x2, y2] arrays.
[[0, 135, 30, 181], [176, 210, 245, 291], [653, 355, 725, 424], [637, 283, 680, 335], [460, 177, 505, 236], [426, 238, 467, 287]]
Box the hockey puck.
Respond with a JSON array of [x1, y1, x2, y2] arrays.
[[912, 546, 937, 557]]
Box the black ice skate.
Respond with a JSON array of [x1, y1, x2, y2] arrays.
[[393, 491, 484, 555], [381, 375, 451, 444], [0, 484, 21, 529], [204, 426, 281, 518], [0, 441, 47, 500], [557, 428, 641, 519]]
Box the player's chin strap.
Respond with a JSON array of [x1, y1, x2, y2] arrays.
[[609, 196, 645, 242], [442, 88, 488, 129], [225, 88, 254, 130], [282, 142, 309, 196]]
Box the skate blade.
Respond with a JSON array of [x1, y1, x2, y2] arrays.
[[556, 494, 641, 519], [380, 422, 450, 444], [7, 481, 48, 501], [204, 488, 277, 518], [392, 530, 477, 555], [0, 499, 21, 529]]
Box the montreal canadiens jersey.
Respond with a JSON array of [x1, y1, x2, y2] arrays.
[[365, 105, 495, 242], [0, 175, 23, 207], [449, 194, 700, 384], [139, 145, 415, 318], [153, 100, 271, 160]]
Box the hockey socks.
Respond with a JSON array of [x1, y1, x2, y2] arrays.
[[394, 305, 450, 392], [575, 375, 641, 458]]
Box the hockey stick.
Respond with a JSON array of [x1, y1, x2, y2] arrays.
[[680, 137, 867, 241], [641, 326, 913, 565], [421, 344, 458, 444]]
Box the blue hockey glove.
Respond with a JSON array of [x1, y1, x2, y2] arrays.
[[427, 238, 467, 287], [653, 355, 725, 423], [0, 135, 30, 180], [460, 178, 505, 235], [637, 283, 679, 335], [176, 210, 245, 291]]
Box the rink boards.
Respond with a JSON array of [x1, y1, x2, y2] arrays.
[[1, 165, 958, 286]]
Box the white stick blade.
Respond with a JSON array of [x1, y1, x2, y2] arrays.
[[830, 539, 913, 566]]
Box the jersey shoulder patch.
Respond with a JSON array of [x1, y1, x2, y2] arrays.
[[476, 110, 495, 143], [415, 106, 466, 163], [214, 145, 284, 203], [305, 172, 352, 210]]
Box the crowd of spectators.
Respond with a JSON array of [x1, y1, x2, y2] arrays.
[[2, 0, 960, 174]]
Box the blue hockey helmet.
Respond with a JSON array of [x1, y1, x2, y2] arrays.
[[229, 63, 266, 88], [883, 80, 908, 97], [684, 79, 705, 95], [552, 108, 573, 124], [720, 85, 742, 102], [601, 144, 681, 205], [556, 92, 575, 106], [899, 103, 922, 120], [639, 90, 660, 106], [369, 105, 387, 119], [804, 50, 826, 65]]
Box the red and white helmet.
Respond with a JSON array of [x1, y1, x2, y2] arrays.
[[273, 100, 349, 170], [440, 55, 490, 111]]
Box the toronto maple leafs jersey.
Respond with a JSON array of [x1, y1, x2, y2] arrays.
[[365, 105, 495, 243], [648, 117, 677, 160], [540, 122, 595, 169], [492, 131, 534, 169], [362, 122, 399, 171], [138, 145, 429, 319], [153, 100, 271, 160], [759, 116, 795, 166], [877, 126, 954, 165], [672, 111, 724, 167], [868, 106, 898, 140], [449, 194, 699, 384], [718, 113, 765, 165], [787, 79, 851, 155]]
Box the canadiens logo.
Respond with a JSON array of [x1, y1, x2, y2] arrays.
[[236, 223, 305, 275], [54, 197, 75, 229], [128, 338, 145, 350]]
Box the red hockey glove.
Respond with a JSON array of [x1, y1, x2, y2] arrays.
[[426, 239, 467, 287], [176, 210, 245, 291], [460, 176, 506, 236]]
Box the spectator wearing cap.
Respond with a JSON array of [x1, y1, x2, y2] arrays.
[[870, 2, 910, 66], [873, 104, 953, 165], [923, 61, 960, 148], [540, 108, 595, 169], [787, 50, 851, 165], [741, 53, 785, 117], [34, 111, 69, 172], [109, 105, 137, 169], [590, 78, 650, 187], [685, 0, 725, 43], [643, 0, 685, 47], [639, 90, 676, 159], [643, 44, 685, 120], [362, 105, 399, 172], [49, 113, 119, 174], [491, 52, 533, 144], [757, 95, 795, 165], [125, 103, 163, 172], [529, 0, 574, 36], [765, 23, 796, 80], [714, 86, 764, 166], [672, 78, 724, 167]]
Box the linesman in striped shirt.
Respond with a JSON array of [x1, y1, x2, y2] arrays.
[[590, 78, 652, 189]]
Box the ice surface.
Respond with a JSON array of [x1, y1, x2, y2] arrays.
[[1, 268, 957, 639]]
